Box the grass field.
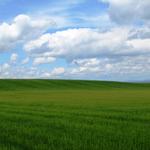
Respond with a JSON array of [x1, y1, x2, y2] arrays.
[[0, 80, 150, 150]]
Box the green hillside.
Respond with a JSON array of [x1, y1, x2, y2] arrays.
[[0, 80, 150, 150], [0, 79, 150, 91]]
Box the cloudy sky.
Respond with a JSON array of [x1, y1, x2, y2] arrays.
[[0, 0, 150, 81]]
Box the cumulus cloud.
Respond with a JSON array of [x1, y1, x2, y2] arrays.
[[33, 57, 56, 65], [51, 67, 65, 75], [24, 27, 150, 61], [22, 26, 150, 80], [101, 0, 150, 24], [0, 62, 41, 78], [0, 14, 54, 52], [24, 28, 129, 60], [1, 1, 150, 80], [42, 67, 65, 78], [67, 56, 150, 80]]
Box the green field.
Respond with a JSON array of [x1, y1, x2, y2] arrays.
[[0, 80, 150, 150]]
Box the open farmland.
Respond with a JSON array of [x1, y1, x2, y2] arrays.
[[0, 80, 150, 150]]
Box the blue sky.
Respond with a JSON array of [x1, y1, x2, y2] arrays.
[[0, 0, 150, 81]]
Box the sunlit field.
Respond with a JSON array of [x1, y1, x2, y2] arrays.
[[0, 80, 150, 150]]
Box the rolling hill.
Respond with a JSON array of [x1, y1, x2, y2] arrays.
[[0, 79, 150, 91]]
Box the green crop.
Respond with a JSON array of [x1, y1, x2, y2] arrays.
[[0, 80, 149, 150]]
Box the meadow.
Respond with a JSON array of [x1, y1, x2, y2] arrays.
[[0, 80, 150, 150]]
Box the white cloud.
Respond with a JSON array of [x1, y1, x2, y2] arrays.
[[24, 28, 130, 60], [24, 27, 150, 61], [0, 63, 10, 77], [51, 67, 65, 75], [0, 14, 54, 52], [42, 67, 65, 78], [67, 56, 150, 80], [10, 53, 18, 62], [101, 0, 150, 24], [0, 64, 39, 78], [73, 58, 100, 67], [23, 26, 150, 80], [127, 39, 150, 52], [0, 1, 150, 80], [33, 57, 56, 65], [22, 57, 29, 64], [2, 63, 10, 70]]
